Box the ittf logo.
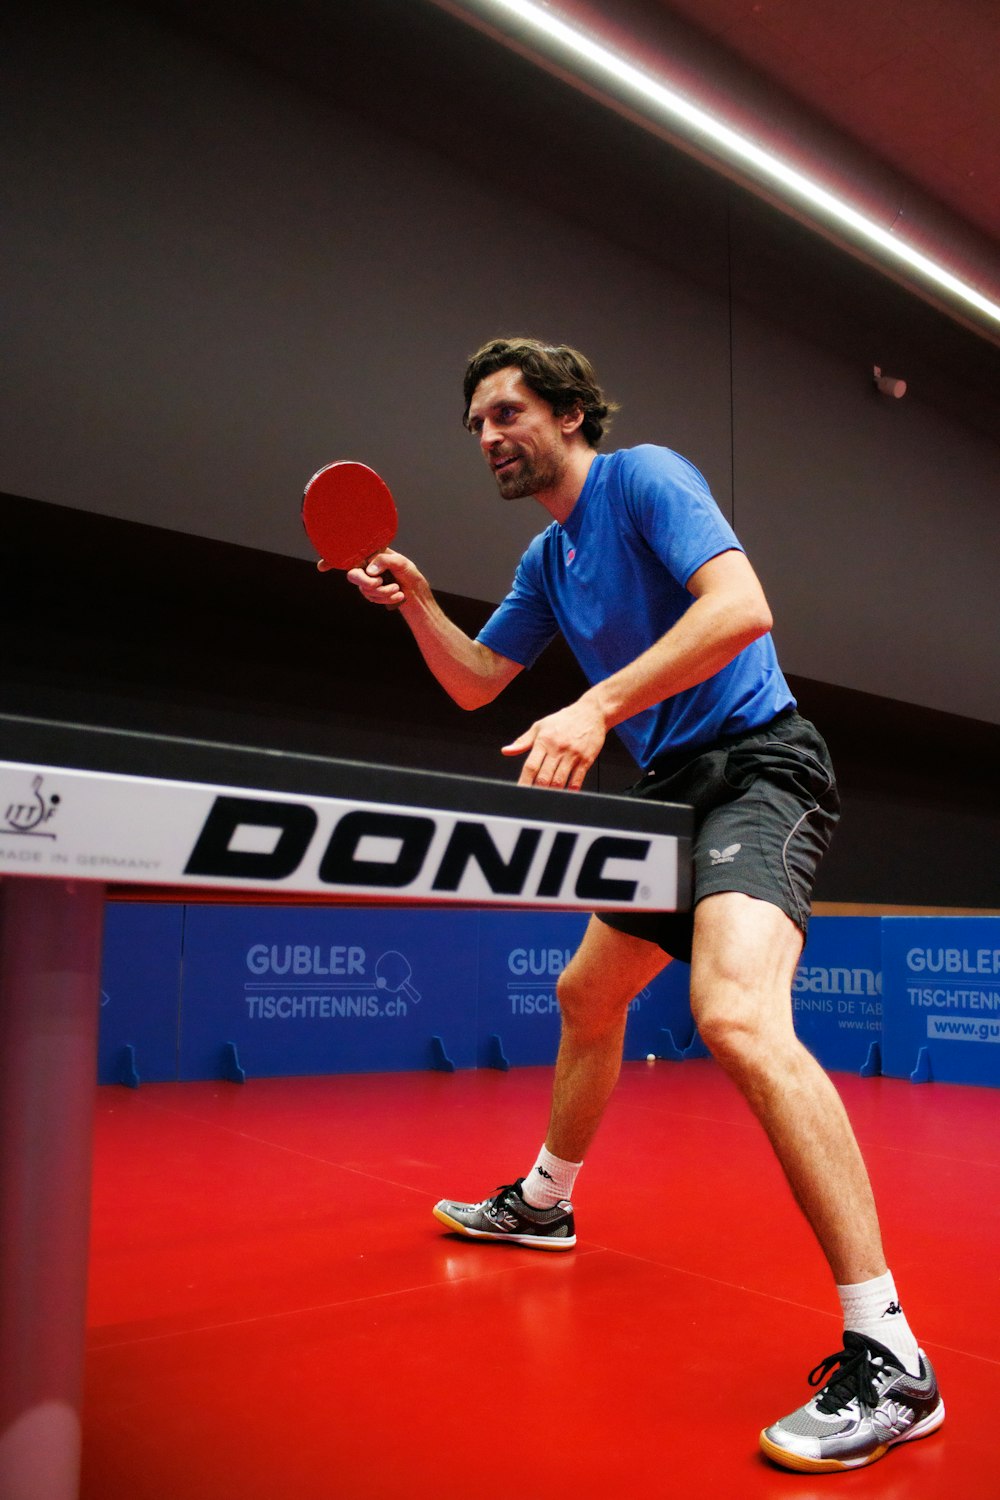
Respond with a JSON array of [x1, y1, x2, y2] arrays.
[[3, 775, 61, 839]]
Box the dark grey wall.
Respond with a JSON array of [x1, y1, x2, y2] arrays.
[[1, 0, 1000, 774], [4, 0, 998, 727], [0, 0, 733, 605], [729, 204, 1000, 717]]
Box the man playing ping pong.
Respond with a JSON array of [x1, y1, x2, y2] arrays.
[[346, 336, 943, 1472]]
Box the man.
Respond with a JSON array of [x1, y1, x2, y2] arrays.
[[343, 337, 943, 1472]]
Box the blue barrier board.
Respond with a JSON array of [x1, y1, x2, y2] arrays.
[[99, 905, 998, 1090], [881, 917, 1000, 1086], [178, 906, 480, 1079], [98, 903, 185, 1084], [474, 910, 587, 1067], [792, 918, 883, 1073], [638, 962, 701, 1060]]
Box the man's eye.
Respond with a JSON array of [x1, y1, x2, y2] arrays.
[[498, 407, 518, 422]]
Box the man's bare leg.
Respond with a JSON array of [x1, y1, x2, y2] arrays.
[[687, 894, 945, 1467], [437, 897, 884, 1281], [431, 917, 664, 1246], [688, 891, 886, 1284], [545, 916, 671, 1163]]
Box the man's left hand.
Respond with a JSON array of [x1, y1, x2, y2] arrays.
[[501, 698, 607, 790]]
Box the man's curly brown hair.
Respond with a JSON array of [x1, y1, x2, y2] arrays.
[[462, 337, 619, 448]]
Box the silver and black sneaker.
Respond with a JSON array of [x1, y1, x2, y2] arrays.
[[433, 1177, 576, 1250], [760, 1330, 944, 1473]]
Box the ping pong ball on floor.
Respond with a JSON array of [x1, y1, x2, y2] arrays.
[[646, 1053, 656, 1062]]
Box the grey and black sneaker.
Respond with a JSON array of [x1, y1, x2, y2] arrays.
[[760, 1330, 944, 1473], [433, 1178, 576, 1250]]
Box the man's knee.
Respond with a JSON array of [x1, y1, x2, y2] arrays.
[[551, 918, 667, 1038], [690, 894, 802, 1070], [690, 967, 796, 1075], [555, 961, 630, 1037], [695, 1002, 766, 1071]]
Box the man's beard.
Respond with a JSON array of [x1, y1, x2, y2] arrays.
[[493, 448, 563, 500]]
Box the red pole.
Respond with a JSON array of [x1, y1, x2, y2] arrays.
[[0, 878, 105, 1500]]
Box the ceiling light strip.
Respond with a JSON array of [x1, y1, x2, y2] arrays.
[[464, 0, 1000, 329]]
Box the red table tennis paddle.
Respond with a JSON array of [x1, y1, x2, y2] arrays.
[[301, 461, 398, 570]]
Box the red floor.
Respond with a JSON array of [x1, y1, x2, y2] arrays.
[[83, 1062, 999, 1498]]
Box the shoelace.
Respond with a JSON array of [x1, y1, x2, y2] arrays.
[[478, 1182, 521, 1211], [809, 1344, 883, 1415]]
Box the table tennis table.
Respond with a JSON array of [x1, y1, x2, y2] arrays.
[[0, 712, 691, 1499]]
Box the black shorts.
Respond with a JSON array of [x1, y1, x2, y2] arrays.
[[597, 710, 840, 963]]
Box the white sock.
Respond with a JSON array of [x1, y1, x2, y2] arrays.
[[521, 1145, 581, 1209], [837, 1270, 921, 1376]]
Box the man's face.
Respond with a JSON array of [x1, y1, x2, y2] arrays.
[[466, 367, 575, 500]]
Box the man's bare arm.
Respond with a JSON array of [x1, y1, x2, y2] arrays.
[[346, 547, 522, 710]]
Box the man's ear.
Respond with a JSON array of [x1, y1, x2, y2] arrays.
[[557, 403, 585, 437]]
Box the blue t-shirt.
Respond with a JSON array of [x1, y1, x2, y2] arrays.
[[476, 445, 794, 768]]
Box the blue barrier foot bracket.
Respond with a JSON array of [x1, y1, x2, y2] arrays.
[[658, 1028, 686, 1060], [117, 1044, 140, 1089], [860, 1041, 882, 1078], [661, 1026, 710, 1061], [682, 1028, 710, 1060], [430, 1035, 456, 1073], [487, 1034, 511, 1072], [221, 1041, 247, 1084], [659, 1026, 683, 1062], [909, 1046, 933, 1084]]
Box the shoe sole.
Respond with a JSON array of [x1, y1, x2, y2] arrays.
[[759, 1399, 945, 1473], [432, 1204, 576, 1250]]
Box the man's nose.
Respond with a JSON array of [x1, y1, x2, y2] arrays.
[[479, 419, 502, 450]]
